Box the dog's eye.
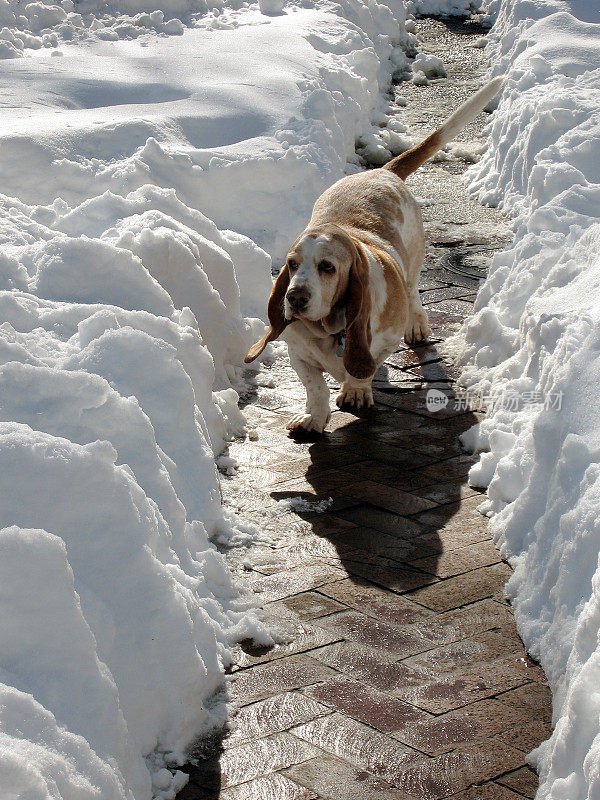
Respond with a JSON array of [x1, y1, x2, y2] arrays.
[[318, 260, 335, 273], [287, 259, 298, 271]]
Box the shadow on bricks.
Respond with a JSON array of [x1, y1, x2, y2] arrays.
[[268, 350, 480, 592]]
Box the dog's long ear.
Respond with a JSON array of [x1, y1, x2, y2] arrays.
[[244, 265, 291, 363], [343, 242, 376, 379]]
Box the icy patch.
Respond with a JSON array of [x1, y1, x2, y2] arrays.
[[277, 496, 334, 513]]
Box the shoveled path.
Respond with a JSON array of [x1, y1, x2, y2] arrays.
[[179, 15, 552, 800]]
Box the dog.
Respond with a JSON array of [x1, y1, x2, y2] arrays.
[[245, 77, 504, 433]]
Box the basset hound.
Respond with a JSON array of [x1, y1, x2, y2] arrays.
[[245, 77, 504, 433]]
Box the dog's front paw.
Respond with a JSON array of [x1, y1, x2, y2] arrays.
[[336, 385, 374, 409], [405, 313, 431, 345], [286, 413, 328, 434]]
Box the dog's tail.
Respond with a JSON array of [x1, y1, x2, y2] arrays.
[[383, 76, 505, 181]]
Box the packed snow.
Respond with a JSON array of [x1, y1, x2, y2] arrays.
[[449, 0, 600, 797], [0, 0, 470, 795]]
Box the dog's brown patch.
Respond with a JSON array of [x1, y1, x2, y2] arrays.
[[368, 245, 409, 332]]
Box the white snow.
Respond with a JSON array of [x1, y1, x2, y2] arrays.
[[449, 0, 600, 797], [412, 51, 447, 77], [0, 0, 465, 795]]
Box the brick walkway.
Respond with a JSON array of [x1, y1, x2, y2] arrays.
[[179, 276, 552, 800], [179, 17, 553, 800], [180, 312, 552, 798]]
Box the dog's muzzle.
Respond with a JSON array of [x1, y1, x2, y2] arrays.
[[286, 286, 310, 314]]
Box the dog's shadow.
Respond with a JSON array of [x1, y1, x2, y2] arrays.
[[268, 345, 479, 591]]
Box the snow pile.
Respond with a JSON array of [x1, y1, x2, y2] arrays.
[[0, 0, 415, 56], [0, 0, 424, 262], [0, 182, 271, 800], [448, 0, 600, 796], [0, 0, 482, 59], [0, 0, 438, 795], [411, 51, 447, 84], [412, 52, 446, 77]]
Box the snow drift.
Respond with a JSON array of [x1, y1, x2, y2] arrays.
[[449, 0, 600, 797], [0, 177, 270, 800]]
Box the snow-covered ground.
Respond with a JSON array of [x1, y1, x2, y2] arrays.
[[449, 0, 600, 797], [0, 0, 467, 796]]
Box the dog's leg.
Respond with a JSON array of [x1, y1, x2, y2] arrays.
[[286, 355, 331, 433], [405, 287, 431, 344], [337, 375, 374, 410]]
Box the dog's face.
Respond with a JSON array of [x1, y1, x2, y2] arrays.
[[244, 224, 376, 379], [284, 229, 354, 322]]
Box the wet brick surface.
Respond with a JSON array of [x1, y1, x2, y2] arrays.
[[179, 16, 551, 800]]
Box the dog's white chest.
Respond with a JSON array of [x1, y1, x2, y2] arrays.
[[283, 323, 348, 382]]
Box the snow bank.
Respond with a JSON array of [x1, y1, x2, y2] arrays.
[[448, 0, 600, 797], [0, 0, 413, 64], [0, 0, 422, 262], [0, 0, 436, 795], [0, 0, 481, 63], [0, 189, 270, 797]]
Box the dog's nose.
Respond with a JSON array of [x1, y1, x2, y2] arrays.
[[286, 286, 310, 311]]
